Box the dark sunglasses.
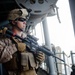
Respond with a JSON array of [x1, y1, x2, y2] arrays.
[[15, 18, 26, 22]]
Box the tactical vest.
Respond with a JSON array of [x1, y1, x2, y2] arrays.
[[3, 37, 37, 72]]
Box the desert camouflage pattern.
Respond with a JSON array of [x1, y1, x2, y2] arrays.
[[0, 33, 45, 75], [0, 37, 17, 63], [8, 9, 28, 20], [0, 36, 37, 75]]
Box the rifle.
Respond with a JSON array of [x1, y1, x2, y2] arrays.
[[0, 20, 10, 28], [0, 21, 64, 62]]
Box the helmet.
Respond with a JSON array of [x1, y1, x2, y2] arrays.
[[8, 9, 28, 20]]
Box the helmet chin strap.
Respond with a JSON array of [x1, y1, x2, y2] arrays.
[[14, 22, 24, 32], [15, 25, 23, 31]]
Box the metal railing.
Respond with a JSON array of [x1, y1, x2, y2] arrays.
[[55, 51, 71, 75]]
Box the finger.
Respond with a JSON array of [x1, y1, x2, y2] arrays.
[[36, 57, 44, 62], [36, 51, 44, 55]]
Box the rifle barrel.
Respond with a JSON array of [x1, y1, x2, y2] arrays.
[[38, 46, 64, 62]]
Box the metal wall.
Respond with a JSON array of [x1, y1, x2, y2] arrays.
[[69, 0, 75, 34]]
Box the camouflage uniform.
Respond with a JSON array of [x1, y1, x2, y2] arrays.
[[0, 35, 37, 75], [0, 9, 45, 75], [0, 37, 17, 63]]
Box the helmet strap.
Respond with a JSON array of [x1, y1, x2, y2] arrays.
[[15, 25, 23, 31], [12, 21, 24, 32]]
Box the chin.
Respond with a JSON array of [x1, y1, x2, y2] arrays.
[[22, 28, 25, 31]]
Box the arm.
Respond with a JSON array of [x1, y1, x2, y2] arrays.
[[0, 37, 17, 63]]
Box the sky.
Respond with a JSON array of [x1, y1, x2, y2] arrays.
[[47, 0, 75, 55]]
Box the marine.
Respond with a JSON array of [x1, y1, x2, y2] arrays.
[[0, 8, 45, 75]]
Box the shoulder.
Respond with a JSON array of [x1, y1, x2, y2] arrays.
[[0, 36, 12, 45]]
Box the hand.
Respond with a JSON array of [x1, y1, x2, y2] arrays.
[[36, 51, 45, 63], [17, 43, 26, 52]]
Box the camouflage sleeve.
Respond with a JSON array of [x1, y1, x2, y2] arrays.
[[0, 38, 17, 63]]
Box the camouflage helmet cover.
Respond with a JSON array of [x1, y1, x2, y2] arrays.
[[8, 9, 28, 20]]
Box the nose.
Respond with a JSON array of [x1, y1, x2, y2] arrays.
[[23, 21, 26, 24]]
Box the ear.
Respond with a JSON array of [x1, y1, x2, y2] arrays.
[[11, 20, 16, 25]]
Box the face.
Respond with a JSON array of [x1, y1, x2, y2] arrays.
[[17, 21, 26, 31], [14, 18, 27, 31]]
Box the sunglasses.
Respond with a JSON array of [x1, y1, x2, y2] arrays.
[[15, 18, 26, 22]]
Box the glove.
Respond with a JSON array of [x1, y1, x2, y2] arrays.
[[36, 51, 45, 63], [17, 42, 26, 52]]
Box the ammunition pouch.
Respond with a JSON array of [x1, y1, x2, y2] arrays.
[[4, 37, 37, 72], [12, 37, 26, 52], [21, 52, 36, 71], [17, 42, 26, 52], [4, 52, 36, 72]]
